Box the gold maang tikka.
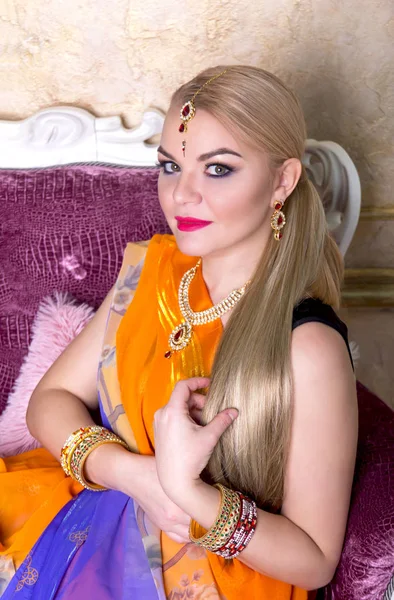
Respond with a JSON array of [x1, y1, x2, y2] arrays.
[[179, 69, 228, 155]]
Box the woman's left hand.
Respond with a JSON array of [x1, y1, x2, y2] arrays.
[[154, 377, 238, 505]]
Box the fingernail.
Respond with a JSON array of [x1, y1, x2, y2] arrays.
[[228, 409, 238, 421]]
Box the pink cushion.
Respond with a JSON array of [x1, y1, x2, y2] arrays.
[[0, 292, 94, 457]]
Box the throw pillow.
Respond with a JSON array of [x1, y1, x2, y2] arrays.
[[0, 292, 94, 457]]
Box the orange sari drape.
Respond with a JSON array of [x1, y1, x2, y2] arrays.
[[0, 234, 310, 599], [116, 234, 309, 599]]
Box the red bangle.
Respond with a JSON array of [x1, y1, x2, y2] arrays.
[[215, 493, 257, 559]]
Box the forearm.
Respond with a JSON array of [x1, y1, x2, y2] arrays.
[[26, 386, 150, 496], [178, 482, 335, 591], [27, 387, 97, 458], [84, 442, 155, 495]]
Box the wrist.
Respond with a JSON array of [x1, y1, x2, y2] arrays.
[[176, 480, 221, 530], [163, 475, 204, 506], [120, 454, 157, 499], [84, 442, 135, 492]]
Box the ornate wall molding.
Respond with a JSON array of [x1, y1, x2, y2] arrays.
[[344, 206, 394, 306], [342, 269, 394, 307], [360, 206, 394, 220]]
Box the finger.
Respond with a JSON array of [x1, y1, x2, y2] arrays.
[[165, 532, 190, 545], [189, 406, 203, 425], [188, 393, 208, 425], [168, 378, 211, 410], [166, 522, 191, 542], [202, 409, 238, 445], [188, 392, 207, 411]]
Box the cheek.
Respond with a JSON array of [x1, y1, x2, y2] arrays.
[[204, 179, 240, 217], [208, 182, 267, 224]]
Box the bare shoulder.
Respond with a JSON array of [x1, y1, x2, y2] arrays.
[[281, 321, 358, 566], [291, 320, 355, 388]]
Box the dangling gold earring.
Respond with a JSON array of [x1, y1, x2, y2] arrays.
[[271, 200, 286, 241]]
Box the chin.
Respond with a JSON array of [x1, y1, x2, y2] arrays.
[[173, 230, 213, 258]]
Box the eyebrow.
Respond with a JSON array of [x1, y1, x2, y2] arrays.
[[157, 145, 243, 161]]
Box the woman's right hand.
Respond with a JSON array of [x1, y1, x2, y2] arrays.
[[122, 454, 192, 544]]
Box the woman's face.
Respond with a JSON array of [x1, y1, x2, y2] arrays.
[[157, 107, 278, 259]]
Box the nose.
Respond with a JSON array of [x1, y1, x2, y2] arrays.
[[172, 171, 202, 206]]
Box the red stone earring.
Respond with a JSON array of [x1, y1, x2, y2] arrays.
[[271, 200, 286, 241]]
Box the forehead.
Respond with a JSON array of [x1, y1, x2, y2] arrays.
[[161, 106, 244, 154]]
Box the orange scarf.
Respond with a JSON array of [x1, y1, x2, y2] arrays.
[[116, 234, 310, 600]]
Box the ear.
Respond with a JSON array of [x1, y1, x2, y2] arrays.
[[271, 158, 302, 207]]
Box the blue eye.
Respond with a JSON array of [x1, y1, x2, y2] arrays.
[[156, 160, 180, 174], [156, 160, 233, 178], [206, 163, 232, 177]]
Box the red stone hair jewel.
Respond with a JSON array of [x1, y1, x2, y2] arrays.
[[179, 68, 228, 134], [179, 101, 196, 134]]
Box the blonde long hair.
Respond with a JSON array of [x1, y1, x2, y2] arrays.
[[171, 66, 344, 511]]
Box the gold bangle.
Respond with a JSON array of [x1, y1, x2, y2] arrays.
[[76, 437, 129, 491], [68, 430, 111, 477], [203, 492, 241, 552], [60, 426, 128, 493], [70, 432, 122, 479], [60, 426, 104, 476], [189, 484, 240, 551], [197, 485, 235, 548], [61, 427, 90, 475]]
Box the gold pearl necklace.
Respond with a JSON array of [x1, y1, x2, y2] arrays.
[[164, 259, 250, 358]]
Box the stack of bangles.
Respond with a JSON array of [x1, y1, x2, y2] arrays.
[[60, 425, 128, 491], [189, 483, 258, 559]]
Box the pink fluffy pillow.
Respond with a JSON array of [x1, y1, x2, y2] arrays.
[[0, 292, 95, 457]]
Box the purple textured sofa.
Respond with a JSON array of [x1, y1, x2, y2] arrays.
[[0, 165, 393, 599], [0, 166, 170, 413]]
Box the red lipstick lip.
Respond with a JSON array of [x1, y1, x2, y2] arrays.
[[176, 222, 212, 232], [175, 216, 212, 225], [175, 216, 213, 232]]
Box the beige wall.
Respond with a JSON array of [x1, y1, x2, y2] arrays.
[[340, 307, 393, 407], [0, 0, 393, 404]]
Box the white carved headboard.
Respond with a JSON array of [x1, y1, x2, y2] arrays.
[[0, 106, 361, 255]]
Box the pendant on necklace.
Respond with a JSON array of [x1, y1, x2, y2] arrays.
[[164, 321, 193, 358]]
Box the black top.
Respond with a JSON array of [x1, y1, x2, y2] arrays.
[[292, 298, 354, 370]]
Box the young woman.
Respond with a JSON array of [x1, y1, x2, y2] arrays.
[[0, 65, 358, 599]]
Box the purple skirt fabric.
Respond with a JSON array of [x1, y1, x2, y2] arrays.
[[2, 489, 160, 599]]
